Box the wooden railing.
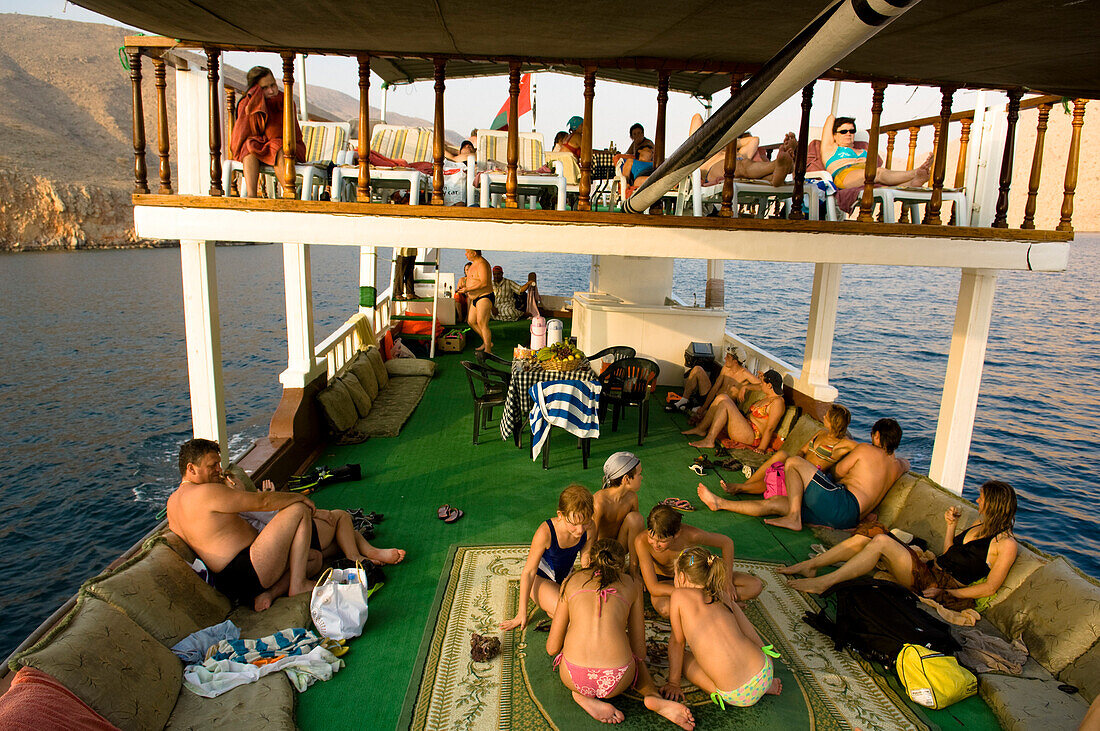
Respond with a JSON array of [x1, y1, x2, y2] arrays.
[[124, 38, 1088, 233]]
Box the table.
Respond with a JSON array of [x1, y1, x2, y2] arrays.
[[500, 361, 599, 443]]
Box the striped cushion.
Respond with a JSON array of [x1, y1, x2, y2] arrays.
[[300, 123, 350, 164], [371, 126, 411, 159]]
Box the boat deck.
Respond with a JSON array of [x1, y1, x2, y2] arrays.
[[295, 320, 999, 729]]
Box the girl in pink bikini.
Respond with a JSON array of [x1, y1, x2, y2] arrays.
[[546, 539, 696, 729]]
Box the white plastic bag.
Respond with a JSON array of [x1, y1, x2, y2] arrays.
[[309, 563, 369, 640]]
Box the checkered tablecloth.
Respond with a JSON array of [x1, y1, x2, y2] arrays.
[[500, 361, 599, 440]]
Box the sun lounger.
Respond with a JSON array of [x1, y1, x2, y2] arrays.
[[468, 130, 566, 210], [331, 124, 435, 203], [222, 121, 349, 201]]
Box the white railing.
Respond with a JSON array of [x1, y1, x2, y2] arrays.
[[315, 316, 366, 380], [723, 331, 799, 385]]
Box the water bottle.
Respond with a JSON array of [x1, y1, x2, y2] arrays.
[[530, 316, 547, 349], [546, 319, 564, 346]]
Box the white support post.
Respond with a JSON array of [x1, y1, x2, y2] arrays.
[[930, 268, 998, 494], [589, 255, 600, 292], [280, 243, 325, 388], [359, 245, 377, 317], [179, 240, 228, 459], [794, 262, 841, 401]]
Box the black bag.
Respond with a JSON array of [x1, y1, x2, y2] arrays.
[[802, 578, 959, 670]]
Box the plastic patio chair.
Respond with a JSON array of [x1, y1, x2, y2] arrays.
[[588, 345, 637, 366], [461, 361, 508, 445], [598, 357, 660, 445]]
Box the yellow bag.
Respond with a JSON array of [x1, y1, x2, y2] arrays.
[[896, 644, 977, 709]]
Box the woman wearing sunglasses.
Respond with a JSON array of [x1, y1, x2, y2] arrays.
[[821, 114, 932, 190]]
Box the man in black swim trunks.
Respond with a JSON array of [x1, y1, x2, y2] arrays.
[[457, 249, 494, 353], [167, 438, 319, 611]]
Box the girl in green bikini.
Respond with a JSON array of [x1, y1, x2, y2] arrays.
[[660, 547, 782, 709]]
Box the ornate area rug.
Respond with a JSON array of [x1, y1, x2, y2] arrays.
[[405, 545, 930, 730]]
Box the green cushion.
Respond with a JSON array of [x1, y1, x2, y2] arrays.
[[355, 375, 429, 437], [83, 542, 230, 647], [739, 388, 765, 414], [347, 351, 380, 399], [782, 415, 822, 456], [13, 595, 182, 731], [1058, 638, 1100, 702], [166, 672, 296, 730], [229, 593, 311, 640], [385, 357, 437, 378], [978, 673, 1089, 731], [316, 378, 357, 433], [890, 477, 978, 549], [983, 557, 1100, 674], [875, 471, 920, 526], [980, 543, 1046, 615], [364, 345, 389, 388], [338, 372, 373, 417]]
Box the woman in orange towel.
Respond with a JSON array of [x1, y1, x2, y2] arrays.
[[230, 66, 306, 198]]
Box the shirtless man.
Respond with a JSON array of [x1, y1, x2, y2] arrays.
[[457, 249, 493, 353], [168, 439, 318, 611], [634, 505, 762, 617], [591, 452, 645, 573], [697, 418, 909, 532], [684, 347, 760, 420]]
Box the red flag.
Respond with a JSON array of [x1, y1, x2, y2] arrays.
[[490, 73, 532, 131]]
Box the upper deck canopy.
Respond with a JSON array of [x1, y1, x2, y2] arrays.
[[78, 0, 1098, 98]]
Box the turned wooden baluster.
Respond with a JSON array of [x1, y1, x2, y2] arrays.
[[152, 56, 173, 194], [357, 54, 370, 202], [224, 88, 237, 196], [857, 82, 886, 222], [884, 130, 897, 169], [954, 117, 972, 189], [1020, 103, 1052, 229], [205, 48, 223, 196], [1057, 99, 1088, 232], [991, 88, 1023, 228], [923, 86, 956, 225], [279, 52, 297, 198], [789, 80, 814, 221], [906, 125, 920, 170], [928, 122, 942, 188], [432, 58, 446, 205], [719, 74, 743, 218], [505, 61, 520, 208], [650, 70, 669, 214], [577, 66, 596, 211], [128, 49, 148, 194]]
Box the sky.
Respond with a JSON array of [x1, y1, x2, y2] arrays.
[[5, 0, 999, 155]]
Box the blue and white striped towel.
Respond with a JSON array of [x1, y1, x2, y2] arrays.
[[528, 379, 602, 460]]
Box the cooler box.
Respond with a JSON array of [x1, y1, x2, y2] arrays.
[[684, 342, 716, 369]]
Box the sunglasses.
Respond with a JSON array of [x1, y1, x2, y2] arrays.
[[836, 128, 856, 134]]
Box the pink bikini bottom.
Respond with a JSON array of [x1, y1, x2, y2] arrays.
[[553, 653, 638, 699]]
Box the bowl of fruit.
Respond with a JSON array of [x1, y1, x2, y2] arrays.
[[537, 342, 587, 372]]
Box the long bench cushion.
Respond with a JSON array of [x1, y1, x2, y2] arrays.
[[13, 595, 182, 731], [165, 672, 295, 731], [338, 372, 373, 417], [782, 415, 822, 457], [316, 378, 358, 433], [355, 375, 429, 437], [875, 472, 920, 526], [158, 529, 198, 564], [385, 357, 437, 378], [228, 593, 311, 639], [978, 673, 1089, 731], [1058, 638, 1100, 702], [348, 351, 380, 399], [889, 477, 979, 549], [984, 557, 1100, 675], [980, 543, 1047, 614], [83, 542, 230, 647]]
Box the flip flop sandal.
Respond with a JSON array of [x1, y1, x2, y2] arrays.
[[689, 464, 706, 476], [444, 507, 464, 524], [437, 505, 452, 520], [364, 511, 385, 523], [713, 444, 731, 458], [661, 498, 695, 512], [719, 458, 744, 471]]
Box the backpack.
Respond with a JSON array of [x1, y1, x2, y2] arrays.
[[802, 578, 959, 670]]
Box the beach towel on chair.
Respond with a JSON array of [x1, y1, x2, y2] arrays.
[[528, 380, 601, 460]]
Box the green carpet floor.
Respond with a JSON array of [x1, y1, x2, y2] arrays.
[[294, 319, 999, 729]]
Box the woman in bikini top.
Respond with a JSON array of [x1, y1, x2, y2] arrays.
[[546, 539, 694, 726]]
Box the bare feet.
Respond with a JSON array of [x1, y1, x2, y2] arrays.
[[697, 483, 723, 511], [681, 426, 705, 436], [720, 479, 742, 496], [777, 560, 817, 577], [289, 578, 317, 596], [644, 695, 695, 730], [763, 513, 803, 532], [787, 576, 830, 594], [573, 691, 624, 724], [910, 153, 933, 186], [367, 547, 406, 565], [767, 677, 782, 695], [253, 590, 276, 612], [688, 439, 716, 449], [770, 145, 794, 187]]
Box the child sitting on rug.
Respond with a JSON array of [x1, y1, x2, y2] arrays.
[[592, 452, 645, 573], [659, 546, 782, 709], [546, 538, 696, 729], [634, 505, 763, 617], [500, 484, 596, 631], [721, 403, 857, 497]]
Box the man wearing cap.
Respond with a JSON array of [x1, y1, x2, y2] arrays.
[[592, 452, 645, 574], [491, 265, 537, 322], [675, 346, 760, 416]]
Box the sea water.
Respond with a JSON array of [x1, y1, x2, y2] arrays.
[[0, 237, 1097, 661]]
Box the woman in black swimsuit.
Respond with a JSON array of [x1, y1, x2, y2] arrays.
[[786, 481, 1018, 611]]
